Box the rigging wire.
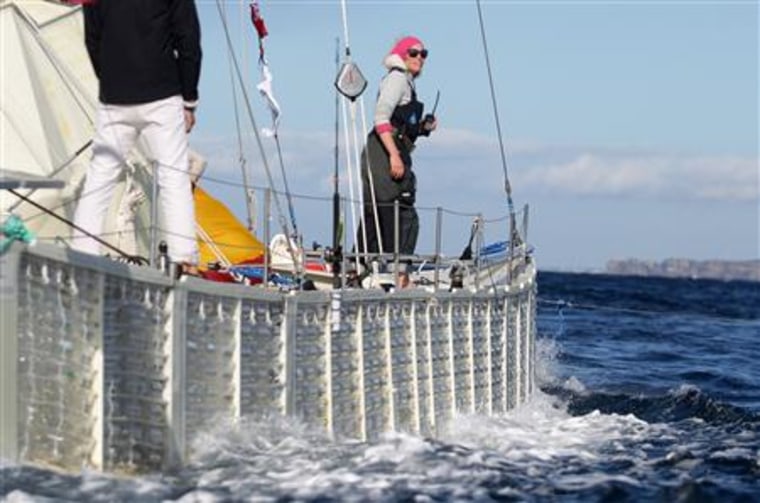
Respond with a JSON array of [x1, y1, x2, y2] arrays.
[[475, 0, 520, 283], [15, 155, 516, 227], [250, 1, 303, 277], [11, 3, 520, 270], [7, 188, 147, 264], [340, 95, 361, 268], [339, 0, 351, 53], [337, 0, 375, 262], [356, 87, 380, 257], [213, 0, 302, 280], [272, 133, 299, 238], [475, 0, 515, 217], [7, 139, 93, 213], [251, 1, 300, 239], [222, 0, 255, 232]]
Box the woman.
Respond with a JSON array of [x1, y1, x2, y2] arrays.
[[357, 35, 437, 283]]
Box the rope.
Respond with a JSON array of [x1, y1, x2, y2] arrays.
[[7, 189, 147, 264], [196, 223, 233, 268], [0, 215, 34, 253]]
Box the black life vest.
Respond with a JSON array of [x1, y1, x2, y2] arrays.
[[389, 68, 424, 145]]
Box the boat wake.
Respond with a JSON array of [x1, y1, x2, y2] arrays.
[[4, 338, 758, 502]]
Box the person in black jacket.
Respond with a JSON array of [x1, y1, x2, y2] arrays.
[[72, 0, 202, 272]]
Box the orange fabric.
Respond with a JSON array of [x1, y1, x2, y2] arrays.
[[194, 186, 266, 269]]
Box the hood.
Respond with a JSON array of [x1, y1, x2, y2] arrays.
[[383, 53, 407, 72]]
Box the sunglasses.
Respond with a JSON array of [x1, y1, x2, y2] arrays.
[[407, 48, 429, 59]]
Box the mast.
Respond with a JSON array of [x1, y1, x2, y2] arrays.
[[332, 38, 342, 288]]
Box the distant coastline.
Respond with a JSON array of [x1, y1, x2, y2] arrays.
[[605, 258, 760, 282]]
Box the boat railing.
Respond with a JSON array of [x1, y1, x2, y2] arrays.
[[194, 178, 533, 289], [13, 167, 532, 291]]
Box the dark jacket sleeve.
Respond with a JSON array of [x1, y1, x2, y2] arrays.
[[170, 0, 202, 103], [83, 5, 102, 79]]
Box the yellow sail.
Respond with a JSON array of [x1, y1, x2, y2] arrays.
[[194, 186, 265, 269]]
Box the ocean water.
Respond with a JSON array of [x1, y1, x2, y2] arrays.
[[2, 271, 759, 502]]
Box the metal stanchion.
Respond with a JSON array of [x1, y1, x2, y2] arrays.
[[264, 188, 271, 286], [149, 161, 159, 268], [393, 200, 400, 288], [434, 206, 442, 291]]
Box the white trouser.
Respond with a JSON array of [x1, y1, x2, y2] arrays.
[[72, 95, 198, 263]]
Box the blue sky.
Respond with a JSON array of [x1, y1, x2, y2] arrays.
[[192, 0, 758, 271]]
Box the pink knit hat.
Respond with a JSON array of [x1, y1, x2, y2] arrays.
[[390, 36, 424, 57]]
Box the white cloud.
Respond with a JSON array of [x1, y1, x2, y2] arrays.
[[192, 128, 759, 205], [420, 130, 759, 203], [519, 151, 759, 201]]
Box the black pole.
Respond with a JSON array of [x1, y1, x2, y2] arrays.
[[332, 37, 343, 288]]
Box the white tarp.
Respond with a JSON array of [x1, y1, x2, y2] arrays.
[[1, 1, 94, 238]]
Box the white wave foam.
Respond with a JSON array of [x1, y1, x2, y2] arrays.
[[535, 336, 562, 386], [170, 388, 682, 501], [4, 491, 48, 503], [441, 391, 666, 464]]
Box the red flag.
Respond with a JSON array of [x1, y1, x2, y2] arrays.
[[250, 2, 268, 40]]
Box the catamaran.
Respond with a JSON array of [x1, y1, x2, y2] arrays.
[[0, 0, 537, 473]]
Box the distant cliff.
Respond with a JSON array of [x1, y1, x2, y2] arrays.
[[605, 258, 760, 282]]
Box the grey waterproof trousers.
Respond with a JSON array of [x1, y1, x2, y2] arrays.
[[355, 132, 419, 257]]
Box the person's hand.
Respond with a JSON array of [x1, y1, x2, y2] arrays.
[[389, 152, 405, 180], [419, 114, 437, 136], [425, 116, 438, 133], [184, 109, 196, 133]]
